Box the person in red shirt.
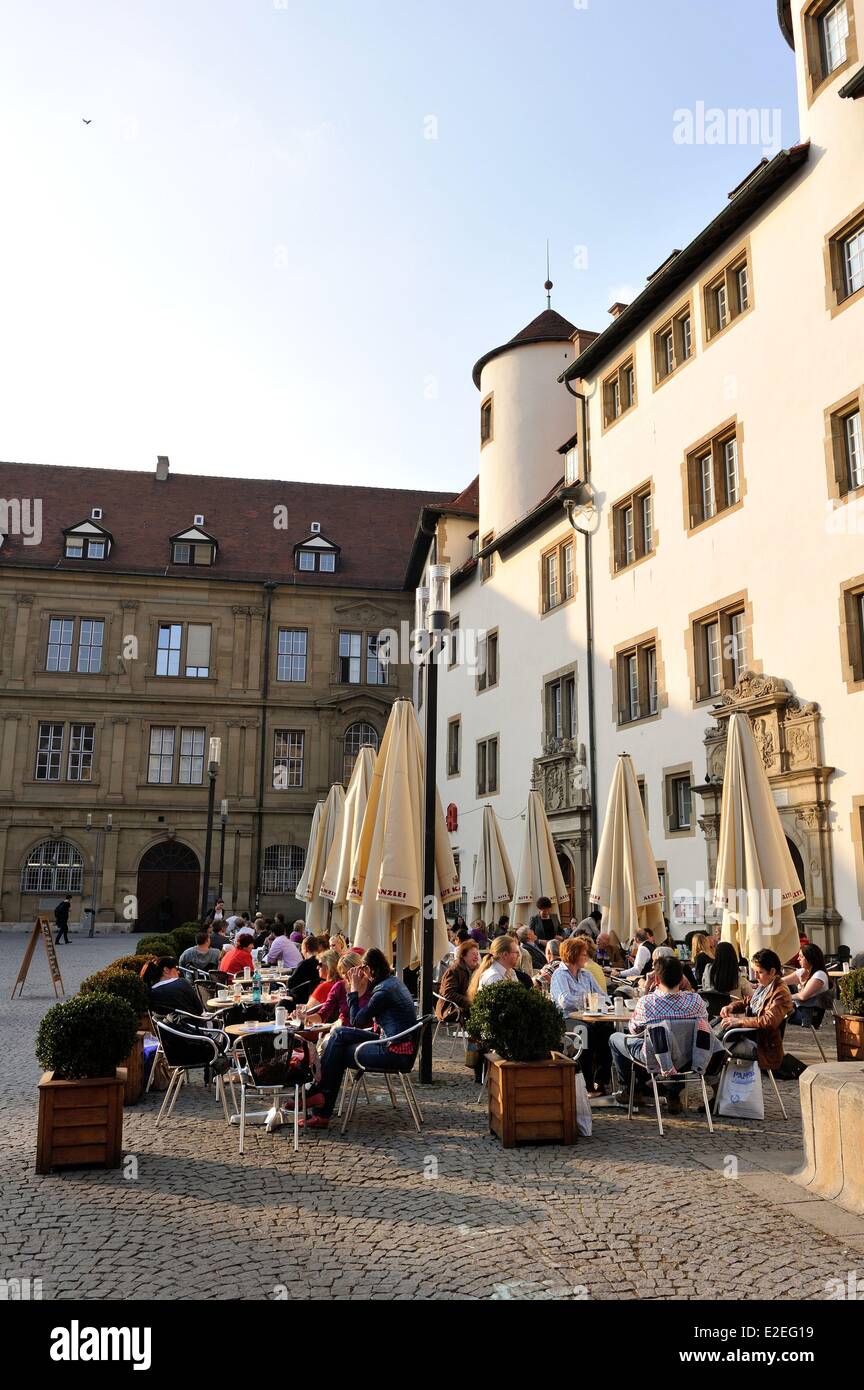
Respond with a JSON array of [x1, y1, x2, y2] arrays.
[[220, 932, 255, 977], [305, 950, 340, 1009]]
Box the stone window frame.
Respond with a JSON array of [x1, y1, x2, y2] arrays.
[[446, 715, 461, 778], [480, 392, 494, 449], [480, 531, 495, 583], [37, 610, 112, 677], [802, 0, 859, 106], [823, 199, 864, 319], [824, 385, 864, 504], [663, 761, 696, 839], [272, 727, 306, 791], [138, 721, 211, 790], [651, 295, 695, 390], [699, 238, 754, 348], [681, 416, 746, 536], [150, 617, 215, 681], [685, 589, 760, 706], [31, 719, 99, 786], [476, 627, 499, 693], [600, 351, 637, 433], [542, 661, 577, 743], [539, 532, 577, 614], [476, 733, 500, 798], [612, 628, 666, 728], [636, 774, 649, 829], [610, 479, 657, 575], [838, 571, 864, 692]]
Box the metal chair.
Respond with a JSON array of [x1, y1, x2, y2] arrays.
[[154, 1019, 231, 1126], [714, 1029, 788, 1120], [433, 993, 466, 1053], [230, 1028, 316, 1154], [626, 1019, 717, 1137], [786, 989, 832, 1063], [340, 1017, 431, 1135], [699, 988, 732, 1019]]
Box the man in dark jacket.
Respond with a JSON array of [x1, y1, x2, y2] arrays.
[[54, 896, 72, 944], [529, 896, 561, 942]]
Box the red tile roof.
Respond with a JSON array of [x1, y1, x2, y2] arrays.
[[0, 461, 455, 591], [472, 309, 588, 388]]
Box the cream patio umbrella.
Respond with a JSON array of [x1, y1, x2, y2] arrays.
[[589, 753, 667, 943], [348, 698, 460, 968], [511, 789, 570, 927], [714, 711, 803, 963], [319, 745, 376, 938], [296, 782, 345, 935], [472, 803, 515, 929]]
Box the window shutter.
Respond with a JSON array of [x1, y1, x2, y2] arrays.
[[847, 591, 864, 682], [693, 625, 706, 701], [186, 624, 211, 669], [832, 413, 849, 496], [687, 456, 701, 529]]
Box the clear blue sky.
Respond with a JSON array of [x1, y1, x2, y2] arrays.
[[0, 0, 798, 493]]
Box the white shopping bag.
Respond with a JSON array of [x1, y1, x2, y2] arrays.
[[715, 1059, 764, 1120], [574, 1070, 593, 1137]]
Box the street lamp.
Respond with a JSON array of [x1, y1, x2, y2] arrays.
[[84, 813, 113, 938], [199, 736, 222, 922], [418, 562, 450, 1085], [218, 798, 228, 901]]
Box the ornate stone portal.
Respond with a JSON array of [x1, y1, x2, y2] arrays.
[[532, 739, 592, 916], [694, 672, 840, 952]]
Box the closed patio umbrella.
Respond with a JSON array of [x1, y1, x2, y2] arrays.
[[511, 789, 569, 927], [472, 803, 515, 929], [349, 698, 459, 968], [296, 783, 345, 935], [589, 753, 666, 944], [714, 711, 802, 963], [319, 745, 376, 938]]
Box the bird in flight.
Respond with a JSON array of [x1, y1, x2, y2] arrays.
[[82, 118, 92, 124]]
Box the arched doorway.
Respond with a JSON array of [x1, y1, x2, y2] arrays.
[[136, 841, 200, 934], [785, 836, 808, 920]]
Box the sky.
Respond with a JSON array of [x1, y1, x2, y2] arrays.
[[0, 0, 800, 494]]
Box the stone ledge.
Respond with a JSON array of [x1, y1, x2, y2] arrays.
[[792, 1062, 864, 1215]]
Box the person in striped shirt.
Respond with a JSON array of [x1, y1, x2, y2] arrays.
[[609, 955, 707, 1113]]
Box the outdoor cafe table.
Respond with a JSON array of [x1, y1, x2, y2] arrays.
[[567, 1007, 634, 1026]]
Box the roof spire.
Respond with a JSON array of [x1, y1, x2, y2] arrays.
[[544, 240, 553, 309]]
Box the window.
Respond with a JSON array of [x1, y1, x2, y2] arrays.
[[476, 736, 499, 796], [447, 717, 461, 776], [319, 552, 336, 572], [847, 410, 864, 490], [480, 532, 494, 582], [343, 721, 379, 784], [21, 839, 84, 894], [67, 723, 95, 782], [178, 727, 205, 784], [839, 574, 864, 690], [684, 421, 744, 531], [612, 484, 655, 571], [171, 541, 214, 565], [261, 844, 306, 895], [825, 205, 864, 314], [827, 391, 864, 500], [702, 245, 753, 342], [664, 769, 694, 835], [155, 622, 211, 678], [477, 629, 499, 692], [366, 635, 388, 686], [637, 776, 648, 826], [563, 444, 578, 485], [35, 723, 64, 781], [338, 631, 362, 683], [652, 300, 694, 386], [273, 730, 305, 789], [545, 672, 576, 743], [276, 628, 307, 682], [602, 354, 636, 427], [822, 0, 850, 72], [541, 537, 575, 610], [296, 546, 338, 572], [298, 551, 315, 571], [480, 394, 493, 446], [804, 0, 857, 97], [690, 596, 752, 702], [77, 619, 104, 673], [64, 528, 110, 560], [615, 636, 661, 725], [447, 615, 460, 668], [148, 727, 175, 784], [35, 722, 95, 783], [46, 618, 74, 672]]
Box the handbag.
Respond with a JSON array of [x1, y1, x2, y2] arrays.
[[574, 1070, 593, 1137], [715, 1058, 764, 1119]]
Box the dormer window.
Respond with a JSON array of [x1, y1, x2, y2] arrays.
[[170, 526, 217, 567], [294, 532, 340, 574], [63, 519, 113, 560]]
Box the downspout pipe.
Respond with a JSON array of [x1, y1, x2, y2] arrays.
[[253, 581, 277, 909], [562, 378, 598, 869]]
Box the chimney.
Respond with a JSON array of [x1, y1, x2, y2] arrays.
[[608, 302, 629, 319], [156, 455, 169, 482]]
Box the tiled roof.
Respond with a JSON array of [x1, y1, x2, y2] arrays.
[[0, 461, 454, 591], [472, 308, 587, 388]]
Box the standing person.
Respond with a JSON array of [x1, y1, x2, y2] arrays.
[[529, 896, 560, 942], [54, 896, 72, 944], [209, 917, 230, 953], [576, 907, 603, 940]]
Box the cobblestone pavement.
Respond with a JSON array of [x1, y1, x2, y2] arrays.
[[1, 932, 860, 1301]]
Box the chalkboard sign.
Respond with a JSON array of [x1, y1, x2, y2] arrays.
[[11, 918, 66, 999]]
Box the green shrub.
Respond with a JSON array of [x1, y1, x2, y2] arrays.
[[80, 967, 149, 1017], [135, 934, 174, 957], [466, 980, 565, 1063], [839, 968, 864, 1017], [168, 926, 198, 956], [110, 954, 156, 975], [35, 992, 139, 1079]]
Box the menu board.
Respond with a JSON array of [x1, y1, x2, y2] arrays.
[[11, 918, 66, 999]]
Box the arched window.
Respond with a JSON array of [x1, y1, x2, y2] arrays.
[[261, 844, 305, 895], [343, 721, 379, 784], [21, 839, 84, 894]]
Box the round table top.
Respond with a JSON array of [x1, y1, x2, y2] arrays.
[[206, 996, 281, 1010], [568, 1009, 634, 1024], [224, 1019, 330, 1038]]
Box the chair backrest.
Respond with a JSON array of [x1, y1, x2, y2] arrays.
[[155, 1019, 220, 1069], [699, 988, 732, 1017], [643, 1015, 721, 1076], [795, 989, 832, 1025], [354, 1016, 430, 1074], [237, 1029, 313, 1090]]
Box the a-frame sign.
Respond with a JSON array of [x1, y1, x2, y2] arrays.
[[11, 917, 66, 999]]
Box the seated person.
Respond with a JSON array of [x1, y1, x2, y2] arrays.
[[467, 935, 522, 997], [638, 944, 693, 994], [716, 948, 794, 1072], [178, 930, 222, 973], [596, 929, 627, 970], [307, 950, 341, 1009], [303, 949, 419, 1129], [209, 922, 230, 952], [783, 943, 830, 1026], [308, 951, 363, 1026], [534, 938, 562, 991], [220, 931, 256, 978], [609, 955, 708, 1114], [516, 925, 547, 971], [702, 940, 749, 1001], [580, 937, 608, 994], [266, 927, 302, 970], [615, 929, 653, 980], [689, 933, 717, 986], [436, 940, 480, 1024], [552, 937, 609, 1093], [141, 957, 204, 1016], [285, 935, 329, 1006]]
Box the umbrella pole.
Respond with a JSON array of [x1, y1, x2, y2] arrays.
[[419, 635, 439, 1084]]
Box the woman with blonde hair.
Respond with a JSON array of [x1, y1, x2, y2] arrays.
[[466, 934, 521, 1004], [690, 933, 717, 984], [329, 933, 349, 957], [306, 949, 362, 1027]]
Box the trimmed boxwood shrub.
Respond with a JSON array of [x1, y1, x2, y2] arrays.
[[80, 967, 149, 1017], [839, 967, 864, 1017], [466, 980, 565, 1063], [110, 954, 156, 975], [135, 934, 174, 957], [36, 992, 139, 1079], [168, 926, 198, 956]]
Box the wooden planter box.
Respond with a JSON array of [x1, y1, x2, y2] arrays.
[[120, 1032, 146, 1105], [835, 1014, 864, 1062], [488, 1056, 578, 1148], [36, 1071, 124, 1174]]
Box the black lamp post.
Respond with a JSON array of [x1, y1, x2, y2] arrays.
[[418, 562, 450, 1085], [199, 737, 221, 922], [218, 798, 228, 900], [85, 813, 113, 938]]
